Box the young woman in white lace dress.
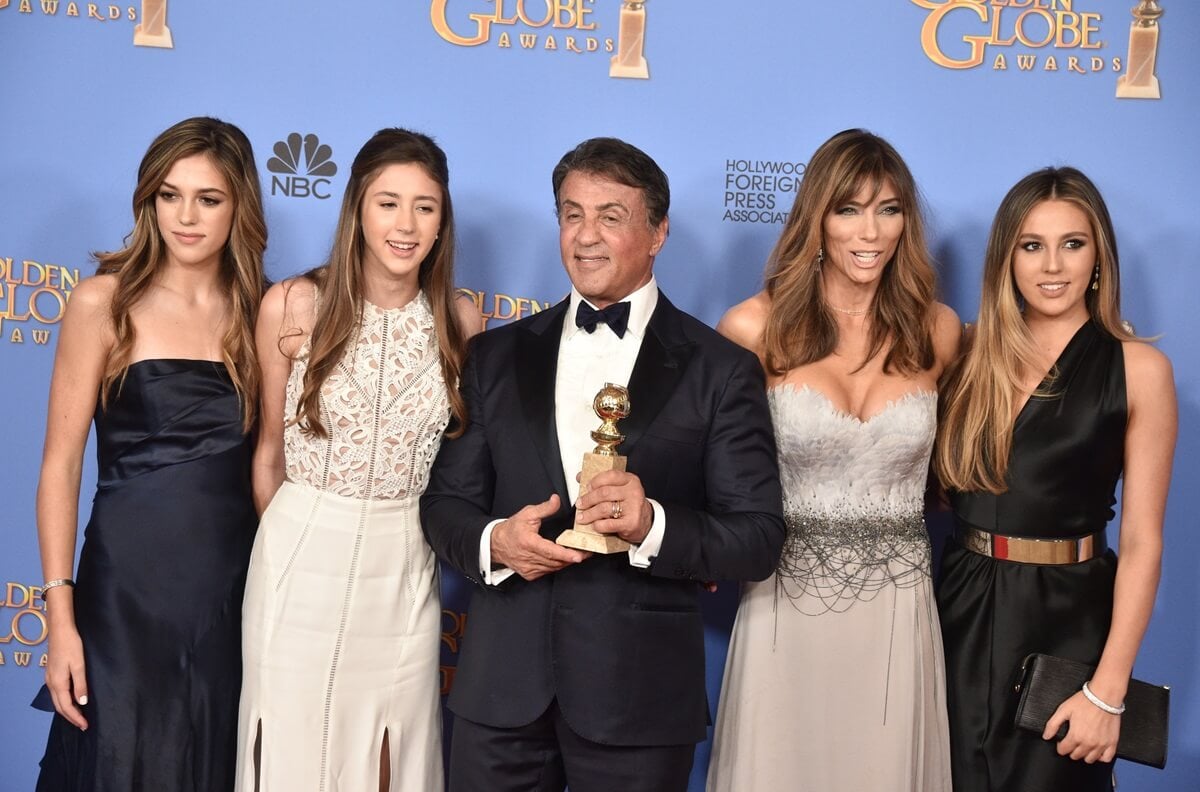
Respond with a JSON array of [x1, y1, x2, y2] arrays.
[[707, 130, 959, 791], [236, 129, 482, 792]]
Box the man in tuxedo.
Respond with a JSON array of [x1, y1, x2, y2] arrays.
[[421, 137, 784, 792]]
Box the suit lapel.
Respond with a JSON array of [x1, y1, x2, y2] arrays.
[[516, 299, 571, 500], [619, 292, 694, 455]]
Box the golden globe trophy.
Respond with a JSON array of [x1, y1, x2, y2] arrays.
[[556, 383, 633, 554], [609, 0, 650, 80], [1116, 0, 1163, 99], [133, 0, 174, 49]]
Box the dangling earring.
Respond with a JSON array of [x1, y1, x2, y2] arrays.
[[1090, 264, 1100, 291], [817, 247, 825, 267]]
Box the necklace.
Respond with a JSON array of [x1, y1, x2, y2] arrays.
[[826, 303, 869, 316]]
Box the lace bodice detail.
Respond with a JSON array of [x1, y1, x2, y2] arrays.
[[283, 293, 450, 501], [770, 384, 938, 611], [771, 384, 935, 520]]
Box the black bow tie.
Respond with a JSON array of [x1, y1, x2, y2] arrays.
[[575, 301, 631, 339]]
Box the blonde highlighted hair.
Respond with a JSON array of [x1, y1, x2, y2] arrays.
[[292, 128, 469, 438], [96, 116, 267, 432], [763, 129, 936, 377], [935, 166, 1137, 493]]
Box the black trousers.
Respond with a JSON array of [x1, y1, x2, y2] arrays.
[[448, 700, 695, 792]]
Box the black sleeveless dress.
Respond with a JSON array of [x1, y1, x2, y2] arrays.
[[33, 359, 257, 792], [938, 321, 1125, 792]]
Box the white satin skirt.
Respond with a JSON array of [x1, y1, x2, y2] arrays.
[[236, 481, 443, 792]]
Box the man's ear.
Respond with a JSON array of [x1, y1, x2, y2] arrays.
[[650, 216, 669, 255]]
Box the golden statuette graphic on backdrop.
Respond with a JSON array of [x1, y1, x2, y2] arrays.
[[609, 0, 649, 79], [557, 383, 633, 554], [1116, 0, 1163, 99], [133, 0, 173, 48]]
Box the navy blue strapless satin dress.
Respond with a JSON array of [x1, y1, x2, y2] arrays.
[[33, 359, 256, 792]]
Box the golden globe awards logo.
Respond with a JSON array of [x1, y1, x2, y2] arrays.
[[458, 287, 554, 330], [268, 133, 339, 201], [912, 0, 1108, 71], [1, 581, 49, 670], [0, 257, 80, 346], [429, 0, 654, 79], [0, 0, 174, 49], [0, 0, 137, 22], [910, 0, 1164, 98]]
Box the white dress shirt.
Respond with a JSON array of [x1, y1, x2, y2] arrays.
[[479, 278, 668, 584]]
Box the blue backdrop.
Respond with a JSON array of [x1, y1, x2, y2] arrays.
[[2, 2, 1197, 789]]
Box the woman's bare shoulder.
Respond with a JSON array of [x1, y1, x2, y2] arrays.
[[267, 277, 318, 325], [68, 272, 118, 311], [455, 293, 484, 338], [930, 301, 963, 367], [1122, 339, 1173, 390], [717, 291, 769, 352]]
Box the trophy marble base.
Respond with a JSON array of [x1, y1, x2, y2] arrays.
[[556, 450, 631, 554], [555, 529, 631, 554], [1116, 74, 1160, 99], [133, 24, 174, 48], [609, 56, 649, 80]]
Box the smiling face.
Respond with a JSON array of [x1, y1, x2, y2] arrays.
[[155, 153, 234, 271], [821, 177, 904, 292], [557, 170, 667, 308], [359, 162, 443, 290], [1011, 198, 1095, 325]]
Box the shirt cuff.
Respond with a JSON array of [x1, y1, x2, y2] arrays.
[[480, 519, 515, 586], [628, 499, 666, 568]]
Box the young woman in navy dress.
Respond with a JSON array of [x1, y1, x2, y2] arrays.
[[34, 117, 266, 791]]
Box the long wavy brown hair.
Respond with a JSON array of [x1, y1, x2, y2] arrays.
[[763, 129, 937, 377], [935, 166, 1137, 493], [95, 116, 267, 432], [293, 128, 468, 438]]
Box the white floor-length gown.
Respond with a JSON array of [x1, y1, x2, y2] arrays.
[[707, 384, 952, 792], [238, 294, 447, 792]]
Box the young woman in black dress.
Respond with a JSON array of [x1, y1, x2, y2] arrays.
[[934, 167, 1176, 791], [34, 117, 266, 791]]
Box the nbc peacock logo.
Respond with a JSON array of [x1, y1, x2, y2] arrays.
[[267, 133, 338, 200]]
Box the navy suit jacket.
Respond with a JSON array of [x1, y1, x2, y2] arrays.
[[420, 291, 784, 747]]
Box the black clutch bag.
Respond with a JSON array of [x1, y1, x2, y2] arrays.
[[1013, 653, 1170, 769]]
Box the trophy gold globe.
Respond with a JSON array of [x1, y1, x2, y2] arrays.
[[557, 384, 633, 553]]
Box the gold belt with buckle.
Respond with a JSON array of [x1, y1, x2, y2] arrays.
[[956, 525, 1106, 565]]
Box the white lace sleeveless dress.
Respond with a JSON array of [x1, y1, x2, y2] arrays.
[[237, 294, 448, 792], [707, 384, 951, 792]]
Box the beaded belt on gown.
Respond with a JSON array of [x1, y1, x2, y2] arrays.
[[776, 512, 931, 614]]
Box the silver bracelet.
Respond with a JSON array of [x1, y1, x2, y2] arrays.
[[42, 578, 75, 594], [1082, 680, 1126, 715]]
